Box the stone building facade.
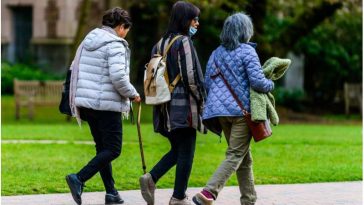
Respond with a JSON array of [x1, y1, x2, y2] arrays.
[[1, 0, 105, 74], [1, 0, 305, 92]]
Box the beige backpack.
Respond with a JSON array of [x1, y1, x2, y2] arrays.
[[144, 35, 182, 105]]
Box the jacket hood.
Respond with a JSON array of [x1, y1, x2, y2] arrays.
[[83, 28, 128, 51]]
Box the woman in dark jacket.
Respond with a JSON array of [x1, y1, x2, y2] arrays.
[[139, 1, 206, 205]]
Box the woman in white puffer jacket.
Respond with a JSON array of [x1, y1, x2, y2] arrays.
[[75, 12, 139, 114], [66, 7, 140, 205]]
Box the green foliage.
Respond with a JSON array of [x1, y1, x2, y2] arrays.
[[273, 87, 305, 111], [126, 0, 361, 108], [261, 0, 362, 105], [1, 63, 61, 94], [294, 1, 362, 103]]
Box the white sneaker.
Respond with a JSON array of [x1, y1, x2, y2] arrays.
[[169, 196, 192, 205], [139, 173, 156, 205]]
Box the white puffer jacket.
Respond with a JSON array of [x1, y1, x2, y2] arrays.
[[75, 27, 138, 113]]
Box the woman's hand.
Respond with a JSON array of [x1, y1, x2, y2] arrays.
[[132, 95, 141, 103]]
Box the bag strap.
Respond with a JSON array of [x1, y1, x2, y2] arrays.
[[169, 74, 181, 92], [162, 35, 183, 58], [211, 58, 249, 115], [159, 35, 183, 93]]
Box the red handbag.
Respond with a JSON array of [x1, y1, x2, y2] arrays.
[[211, 60, 272, 142], [244, 113, 272, 142]]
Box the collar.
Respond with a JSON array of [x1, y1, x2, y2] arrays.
[[101, 26, 118, 36], [101, 26, 129, 47], [246, 42, 257, 48]]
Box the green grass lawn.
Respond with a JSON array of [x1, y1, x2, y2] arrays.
[[1, 95, 363, 196]]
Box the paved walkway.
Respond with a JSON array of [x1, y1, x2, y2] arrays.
[[1, 140, 139, 145], [2, 181, 362, 205], [1, 140, 94, 145]]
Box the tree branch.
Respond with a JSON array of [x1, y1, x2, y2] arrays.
[[68, 0, 91, 66], [245, 0, 267, 40]]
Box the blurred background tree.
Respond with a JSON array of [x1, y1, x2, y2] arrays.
[[113, 0, 360, 113], [295, 0, 362, 106]]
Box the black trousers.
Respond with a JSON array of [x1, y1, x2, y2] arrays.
[[150, 128, 197, 199], [77, 108, 122, 194]]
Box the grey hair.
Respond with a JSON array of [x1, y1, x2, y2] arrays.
[[220, 12, 254, 50]]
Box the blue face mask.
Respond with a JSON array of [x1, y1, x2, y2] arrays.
[[189, 27, 198, 36]]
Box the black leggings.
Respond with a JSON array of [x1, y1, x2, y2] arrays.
[[77, 108, 122, 194], [150, 128, 197, 200]]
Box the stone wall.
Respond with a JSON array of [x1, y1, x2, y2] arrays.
[[1, 0, 104, 73]]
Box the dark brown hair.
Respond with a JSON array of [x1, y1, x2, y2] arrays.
[[102, 7, 132, 29], [166, 1, 200, 35]]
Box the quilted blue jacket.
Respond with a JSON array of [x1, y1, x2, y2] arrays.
[[203, 43, 274, 120]]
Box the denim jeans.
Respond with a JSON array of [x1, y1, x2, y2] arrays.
[[77, 107, 122, 194], [150, 128, 196, 199], [205, 117, 257, 205]]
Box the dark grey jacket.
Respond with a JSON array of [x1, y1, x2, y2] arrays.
[[152, 33, 206, 136]]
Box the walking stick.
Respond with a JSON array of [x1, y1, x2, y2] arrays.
[[136, 102, 147, 174]]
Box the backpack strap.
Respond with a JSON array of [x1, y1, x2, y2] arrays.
[[156, 38, 163, 55], [162, 35, 183, 59], [169, 74, 181, 92], [160, 35, 183, 93]]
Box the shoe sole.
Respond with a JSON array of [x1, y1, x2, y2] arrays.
[[65, 175, 82, 205], [192, 196, 202, 205], [105, 201, 124, 205], [139, 176, 154, 205], [192, 193, 213, 205]]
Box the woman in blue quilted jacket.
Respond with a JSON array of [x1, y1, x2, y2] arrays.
[[192, 13, 274, 205]]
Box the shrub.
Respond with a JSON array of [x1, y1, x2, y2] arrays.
[[1, 62, 61, 94], [273, 87, 305, 111]]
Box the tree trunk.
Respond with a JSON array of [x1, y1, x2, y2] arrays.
[[245, 0, 268, 60], [68, 0, 92, 66], [104, 0, 111, 10], [128, 0, 174, 90]]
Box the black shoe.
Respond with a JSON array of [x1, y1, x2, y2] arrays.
[[65, 174, 84, 205], [105, 192, 124, 204]]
